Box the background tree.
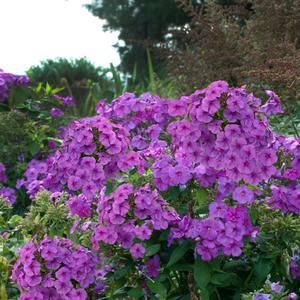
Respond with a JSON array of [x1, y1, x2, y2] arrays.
[[85, 0, 237, 82], [27, 57, 116, 115], [85, 0, 195, 81], [162, 0, 300, 102]]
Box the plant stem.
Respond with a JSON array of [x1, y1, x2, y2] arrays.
[[188, 271, 201, 300]]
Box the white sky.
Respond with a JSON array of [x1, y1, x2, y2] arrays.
[[0, 0, 120, 74]]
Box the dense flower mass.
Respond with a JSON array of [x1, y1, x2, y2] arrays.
[[19, 80, 297, 265], [8, 78, 300, 299], [265, 136, 300, 214], [12, 236, 103, 300], [99, 82, 280, 192], [19, 116, 144, 198], [0, 69, 30, 102], [91, 183, 178, 255], [169, 203, 258, 261]]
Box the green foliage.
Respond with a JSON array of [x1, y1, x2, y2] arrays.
[[270, 101, 300, 137], [20, 191, 70, 238], [0, 111, 33, 167], [166, 241, 190, 268], [28, 57, 103, 85], [0, 198, 25, 300], [27, 57, 116, 116]]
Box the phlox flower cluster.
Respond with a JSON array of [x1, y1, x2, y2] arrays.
[[91, 183, 178, 257], [266, 136, 300, 213], [152, 83, 278, 190], [0, 69, 30, 102], [19, 116, 144, 199], [95, 82, 280, 192], [170, 202, 258, 261], [12, 236, 103, 300], [0, 162, 16, 204], [19, 80, 293, 265]]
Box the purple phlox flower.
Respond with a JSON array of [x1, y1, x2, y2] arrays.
[[269, 281, 283, 294], [232, 185, 255, 204], [49, 108, 64, 118], [252, 293, 271, 300], [130, 243, 145, 259], [146, 255, 160, 278]]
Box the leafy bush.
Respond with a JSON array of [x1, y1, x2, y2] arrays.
[[27, 58, 116, 116]]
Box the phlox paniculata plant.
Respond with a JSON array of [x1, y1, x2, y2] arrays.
[[12, 236, 105, 300], [14, 81, 300, 299]]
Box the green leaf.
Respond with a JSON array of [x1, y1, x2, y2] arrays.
[[166, 241, 190, 267], [200, 289, 210, 300], [254, 258, 273, 284], [210, 273, 237, 287], [146, 48, 155, 90], [35, 82, 42, 93], [194, 258, 211, 289], [110, 63, 123, 97], [164, 186, 181, 201], [249, 205, 258, 223], [0, 284, 8, 300], [28, 142, 40, 155], [8, 215, 22, 227], [51, 87, 65, 95], [193, 188, 208, 205], [105, 181, 114, 195], [146, 279, 167, 298], [168, 263, 193, 271], [45, 82, 52, 94], [115, 264, 132, 279], [223, 260, 247, 271], [128, 287, 144, 298], [146, 244, 161, 257]]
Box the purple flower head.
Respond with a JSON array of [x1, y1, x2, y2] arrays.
[[262, 90, 283, 116], [55, 267, 71, 282], [232, 185, 254, 204], [168, 99, 186, 116], [130, 243, 145, 259], [49, 108, 64, 118], [47, 140, 57, 149], [196, 242, 218, 261], [253, 293, 271, 300], [146, 255, 160, 278], [269, 281, 283, 294], [12, 236, 102, 298], [285, 293, 298, 300], [0, 187, 16, 204]]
